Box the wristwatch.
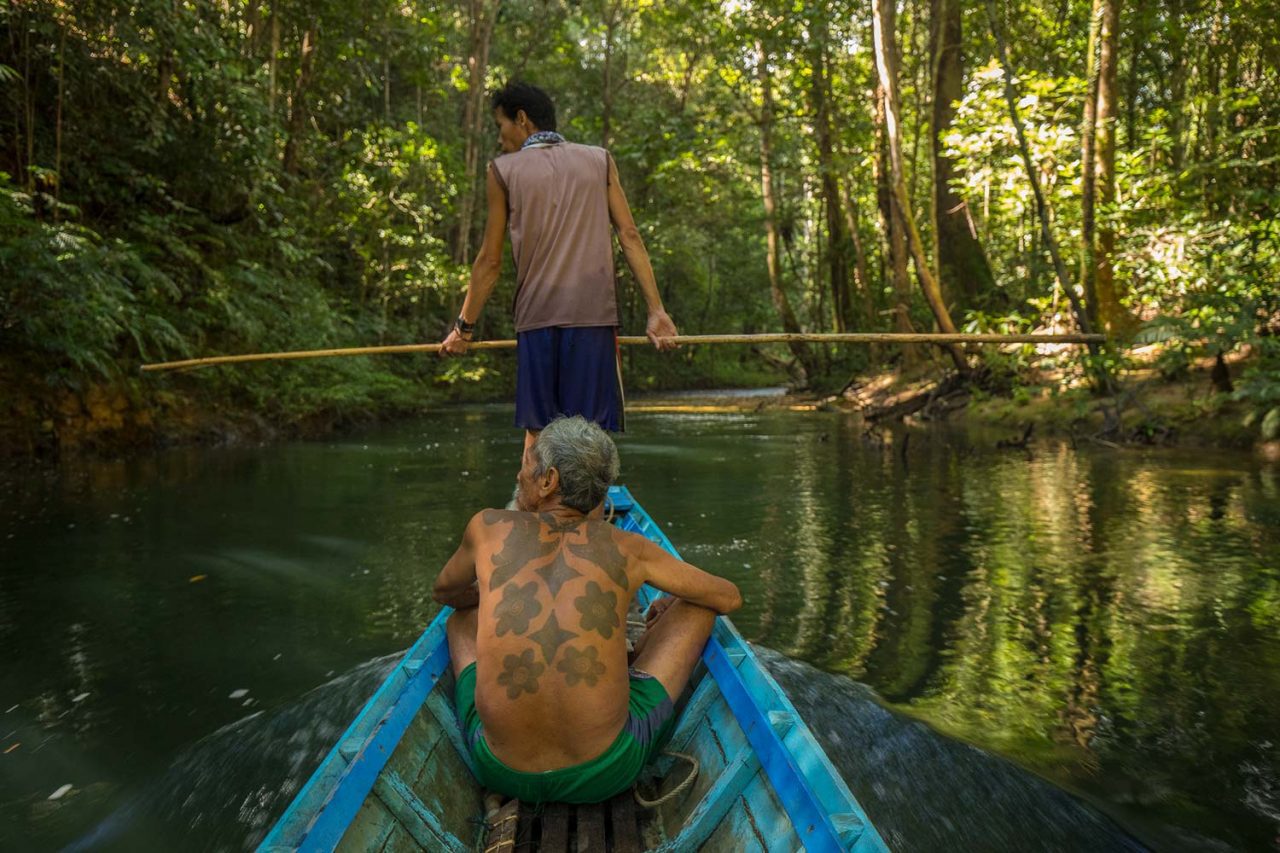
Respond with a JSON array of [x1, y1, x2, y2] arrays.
[[454, 316, 476, 336]]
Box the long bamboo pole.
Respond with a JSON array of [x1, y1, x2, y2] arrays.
[[141, 333, 1105, 373]]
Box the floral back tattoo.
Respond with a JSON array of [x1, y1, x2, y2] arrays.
[[482, 512, 636, 695]]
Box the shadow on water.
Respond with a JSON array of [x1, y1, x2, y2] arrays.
[[65, 655, 399, 853], [68, 644, 1152, 853], [755, 646, 1154, 853], [71, 644, 1178, 852]]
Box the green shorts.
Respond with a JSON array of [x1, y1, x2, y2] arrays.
[[454, 662, 677, 804]]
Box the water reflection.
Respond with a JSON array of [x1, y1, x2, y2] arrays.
[[1, 411, 1277, 850], [664, 424, 1280, 851]]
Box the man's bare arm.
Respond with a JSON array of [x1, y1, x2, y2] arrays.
[[432, 513, 484, 609], [441, 164, 508, 356], [634, 536, 741, 615], [606, 153, 677, 351]]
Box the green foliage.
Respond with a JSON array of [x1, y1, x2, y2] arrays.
[[3, 0, 1280, 442], [0, 175, 185, 384]]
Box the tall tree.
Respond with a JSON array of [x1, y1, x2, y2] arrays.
[[840, 181, 876, 330], [930, 0, 994, 308], [872, 0, 968, 372], [281, 22, 317, 175], [452, 0, 499, 268], [1092, 0, 1129, 334], [809, 12, 856, 332], [985, 0, 1109, 392], [600, 0, 632, 149], [875, 82, 920, 366], [758, 38, 816, 380], [1079, 0, 1103, 327]]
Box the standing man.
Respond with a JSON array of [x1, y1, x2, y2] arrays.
[[439, 82, 678, 452]]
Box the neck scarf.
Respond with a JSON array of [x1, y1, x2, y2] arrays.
[[522, 130, 566, 149]]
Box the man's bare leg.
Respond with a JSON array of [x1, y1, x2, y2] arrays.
[[446, 607, 479, 679], [630, 599, 717, 702]]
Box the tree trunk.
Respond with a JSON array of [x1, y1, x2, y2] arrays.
[[268, 3, 279, 116], [1165, 0, 1187, 171], [1123, 11, 1140, 152], [985, 0, 1102, 357], [809, 15, 855, 332], [453, 0, 498, 267], [875, 83, 920, 366], [383, 17, 391, 124], [930, 0, 994, 310], [1202, 0, 1224, 209], [54, 15, 65, 219], [758, 40, 815, 379], [1093, 0, 1128, 334], [872, 0, 968, 373], [8, 31, 20, 182], [281, 23, 317, 175], [23, 16, 33, 193], [1079, 0, 1102, 327], [841, 181, 876, 330], [245, 0, 262, 55], [602, 5, 616, 148]]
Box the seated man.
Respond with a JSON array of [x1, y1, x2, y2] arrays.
[[432, 416, 741, 804]]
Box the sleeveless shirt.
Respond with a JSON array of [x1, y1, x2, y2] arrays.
[[490, 142, 618, 332]]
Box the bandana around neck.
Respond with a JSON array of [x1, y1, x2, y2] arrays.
[[522, 130, 566, 149]]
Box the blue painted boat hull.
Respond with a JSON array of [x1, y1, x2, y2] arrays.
[[259, 487, 888, 852]]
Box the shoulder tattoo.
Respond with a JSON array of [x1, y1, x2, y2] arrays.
[[567, 523, 629, 590], [540, 512, 584, 534], [488, 513, 557, 590]]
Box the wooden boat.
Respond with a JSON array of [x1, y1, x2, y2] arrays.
[[258, 486, 889, 852]]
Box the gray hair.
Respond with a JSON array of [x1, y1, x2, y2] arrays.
[[532, 416, 620, 513]]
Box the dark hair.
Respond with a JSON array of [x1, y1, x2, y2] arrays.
[[491, 82, 557, 132]]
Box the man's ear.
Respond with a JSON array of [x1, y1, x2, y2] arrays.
[[516, 108, 531, 130], [539, 466, 559, 498]]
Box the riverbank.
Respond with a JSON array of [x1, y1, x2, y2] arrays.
[[5, 347, 1273, 461], [631, 350, 1276, 457], [838, 348, 1275, 456], [0, 349, 785, 461]]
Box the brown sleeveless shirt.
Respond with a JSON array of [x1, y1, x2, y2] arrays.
[[490, 142, 618, 332]]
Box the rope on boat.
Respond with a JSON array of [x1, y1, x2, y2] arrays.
[[634, 751, 700, 809]]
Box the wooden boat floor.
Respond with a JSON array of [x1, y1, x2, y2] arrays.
[[482, 793, 649, 853]]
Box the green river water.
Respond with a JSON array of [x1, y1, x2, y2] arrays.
[[1, 406, 1278, 851]]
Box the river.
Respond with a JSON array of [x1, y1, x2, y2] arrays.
[[1, 407, 1277, 850]]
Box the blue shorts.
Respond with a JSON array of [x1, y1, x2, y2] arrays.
[[516, 326, 624, 432]]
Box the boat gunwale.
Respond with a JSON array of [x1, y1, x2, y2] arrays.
[[257, 617, 457, 851], [612, 487, 886, 853]]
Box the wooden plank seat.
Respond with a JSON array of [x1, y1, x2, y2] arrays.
[[481, 792, 642, 853]]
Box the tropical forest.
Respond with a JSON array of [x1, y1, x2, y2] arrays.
[[2, 1, 1279, 851]]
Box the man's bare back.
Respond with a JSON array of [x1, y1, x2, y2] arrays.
[[466, 509, 645, 769], [433, 416, 740, 801]]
